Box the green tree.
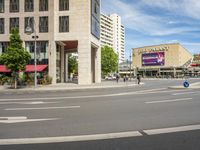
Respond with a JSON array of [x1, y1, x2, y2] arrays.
[[0, 28, 31, 89], [101, 45, 118, 76], [68, 55, 78, 74]]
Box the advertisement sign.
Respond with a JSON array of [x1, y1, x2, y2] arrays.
[[142, 52, 165, 66]]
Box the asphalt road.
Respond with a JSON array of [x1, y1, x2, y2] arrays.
[[0, 79, 200, 149]]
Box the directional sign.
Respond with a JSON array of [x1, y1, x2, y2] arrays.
[[183, 81, 190, 88], [0, 117, 59, 124]]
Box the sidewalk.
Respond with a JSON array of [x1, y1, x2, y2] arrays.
[[168, 82, 200, 89], [0, 80, 141, 93]]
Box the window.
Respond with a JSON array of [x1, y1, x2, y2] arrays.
[[0, 42, 9, 55], [39, 16, 48, 32], [24, 17, 34, 33], [0, 0, 4, 13], [25, 0, 34, 12], [10, 18, 19, 33], [59, 0, 69, 11], [39, 0, 48, 11], [59, 16, 69, 32], [0, 18, 4, 34], [37, 41, 47, 53], [10, 0, 19, 12]]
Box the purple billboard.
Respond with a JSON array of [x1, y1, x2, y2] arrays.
[[142, 52, 165, 66]]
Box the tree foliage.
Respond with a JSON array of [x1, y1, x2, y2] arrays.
[[0, 28, 31, 88], [101, 45, 118, 76], [68, 55, 78, 74]]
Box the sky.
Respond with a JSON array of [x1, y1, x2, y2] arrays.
[[101, 0, 200, 60]]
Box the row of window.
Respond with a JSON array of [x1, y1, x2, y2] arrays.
[[0, 16, 69, 34], [0, 41, 49, 65], [0, 0, 69, 13]]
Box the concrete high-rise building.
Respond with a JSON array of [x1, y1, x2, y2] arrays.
[[0, 0, 101, 85], [100, 13, 125, 63]]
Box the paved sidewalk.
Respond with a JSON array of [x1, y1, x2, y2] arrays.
[[168, 82, 200, 89], [0, 80, 141, 93]]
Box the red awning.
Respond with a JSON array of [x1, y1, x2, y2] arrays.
[[25, 65, 48, 72], [0, 65, 48, 73], [0, 65, 11, 73]]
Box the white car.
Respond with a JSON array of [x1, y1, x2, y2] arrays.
[[105, 76, 116, 80]]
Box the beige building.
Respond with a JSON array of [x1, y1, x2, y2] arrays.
[[132, 43, 193, 77], [0, 0, 101, 85]]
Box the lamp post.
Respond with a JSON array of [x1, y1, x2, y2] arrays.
[[129, 51, 132, 81], [25, 17, 38, 87]]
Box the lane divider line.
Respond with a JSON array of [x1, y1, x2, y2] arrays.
[[144, 124, 200, 135], [5, 106, 80, 111], [0, 131, 142, 145], [145, 98, 193, 104]]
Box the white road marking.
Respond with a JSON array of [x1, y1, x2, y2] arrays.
[[0, 131, 142, 145], [0, 101, 59, 105], [0, 116, 59, 124], [144, 124, 200, 135], [0, 88, 182, 101], [172, 92, 196, 96], [5, 106, 80, 111], [145, 98, 193, 104]]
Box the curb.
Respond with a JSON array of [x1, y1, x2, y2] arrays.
[[0, 82, 143, 93]]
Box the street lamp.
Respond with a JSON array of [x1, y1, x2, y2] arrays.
[[129, 51, 132, 81], [25, 17, 38, 87]]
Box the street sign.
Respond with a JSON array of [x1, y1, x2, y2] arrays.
[[183, 81, 190, 88]]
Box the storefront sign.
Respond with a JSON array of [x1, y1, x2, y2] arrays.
[[142, 52, 165, 66], [138, 46, 169, 55]]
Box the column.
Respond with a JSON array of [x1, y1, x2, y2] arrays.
[[65, 53, 68, 82], [61, 46, 65, 83]]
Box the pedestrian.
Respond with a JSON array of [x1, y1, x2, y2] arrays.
[[123, 75, 126, 82], [116, 74, 119, 83], [137, 74, 141, 84]]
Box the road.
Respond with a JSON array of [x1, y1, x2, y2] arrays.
[[0, 79, 200, 149]]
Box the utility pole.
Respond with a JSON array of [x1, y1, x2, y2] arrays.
[[129, 51, 132, 81]]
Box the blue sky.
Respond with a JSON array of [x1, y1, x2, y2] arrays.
[[101, 0, 200, 60]]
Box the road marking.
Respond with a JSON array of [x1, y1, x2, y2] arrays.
[[0, 131, 142, 145], [0, 117, 59, 124], [5, 106, 80, 111], [0, 88, 177, 101], [172, 92, 196, 95], [144, 124, 200, 135], [145, 98, 193, 104], [0, 101, 59, 105]]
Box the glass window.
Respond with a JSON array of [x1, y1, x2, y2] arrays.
[[10, 17, 19, 33], [0, 42, 9, 55], [10, 0, 19, 12], [39, 16, 48, 32], [0, 0, 4, 13], [39, 0, 48, 11], [0, 18, 4, 34], [25, 0, 34, 12], [24, 17, 34, 33], [59, 16, 69, 32], [59, 0, 69, 11]]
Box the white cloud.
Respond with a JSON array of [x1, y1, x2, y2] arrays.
[[141, 0, 200, 20], [102, 0, 198, 36]]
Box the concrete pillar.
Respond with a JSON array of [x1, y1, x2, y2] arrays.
[[61, 46, 65, 83], [173, 68, 176, 77], [78, 40, 91, 85], [49, 41, 56, 84], [95, 46, 101, 83], [65, 53, 68, 82]]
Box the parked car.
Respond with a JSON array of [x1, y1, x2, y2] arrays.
[[105, 75, 116, 80]]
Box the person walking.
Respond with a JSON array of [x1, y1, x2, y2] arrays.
[[116, 74, 119, 83], [137, 74, 141, 84]]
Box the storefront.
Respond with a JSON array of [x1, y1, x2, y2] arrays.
[[132, 43, 193, 78]]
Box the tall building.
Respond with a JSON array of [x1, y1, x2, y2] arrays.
[[100, 13, 125, 63], [0, 0, 101, 85]]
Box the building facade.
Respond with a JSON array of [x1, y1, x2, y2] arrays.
[[132, 43, 193, 78], [100, 13, 125, 63], [0, 0, 101, 85]]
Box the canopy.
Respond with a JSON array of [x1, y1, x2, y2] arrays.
[[0, 65, 48, 73]]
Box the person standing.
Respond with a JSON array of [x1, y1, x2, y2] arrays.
[[137, 74, 141, 84]]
